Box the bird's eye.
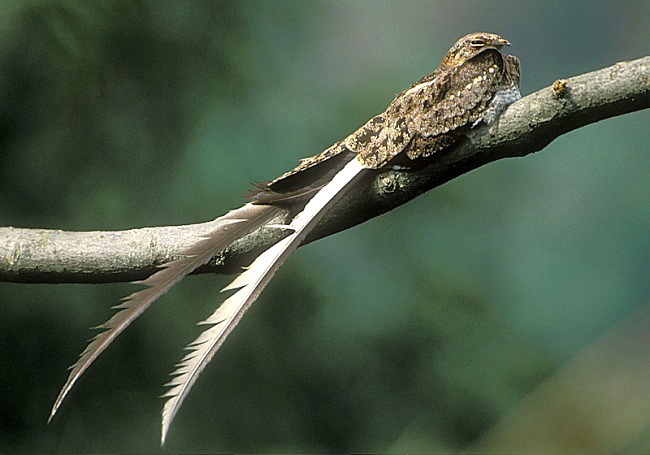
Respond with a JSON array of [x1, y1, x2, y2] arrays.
[[470, 39, 485, 47]]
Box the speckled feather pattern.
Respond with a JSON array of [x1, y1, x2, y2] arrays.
[[262, 33, 520, 194]]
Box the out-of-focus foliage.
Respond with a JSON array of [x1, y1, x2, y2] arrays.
[[0, 0, 648, 452]]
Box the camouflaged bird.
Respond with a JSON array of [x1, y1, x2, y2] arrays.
[[49, 32, 521, 444], [253, 32, 520, 204]]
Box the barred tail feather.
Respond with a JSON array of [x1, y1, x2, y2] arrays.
[[49, 203, 281, 422], [160, 158, 364, 444]]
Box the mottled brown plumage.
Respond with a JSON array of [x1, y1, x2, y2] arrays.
[[254, 32, 520, 203]]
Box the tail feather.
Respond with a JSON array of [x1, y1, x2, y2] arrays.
[[49, 203, 281, 422], [160, 158, 365, 444]]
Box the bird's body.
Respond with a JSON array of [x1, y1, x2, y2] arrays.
[[252, 33, 519, 204], [49, 32, 521, 444]]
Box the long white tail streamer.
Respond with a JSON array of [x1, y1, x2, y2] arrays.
[[161, 158, 364, 444], [49, 203, 281, 422]]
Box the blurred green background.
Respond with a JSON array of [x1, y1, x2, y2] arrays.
[[1, 0, 649, 453]]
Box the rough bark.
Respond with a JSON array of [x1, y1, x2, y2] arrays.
[[1, 56, 649, 283]]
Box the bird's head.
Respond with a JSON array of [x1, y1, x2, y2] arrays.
[[441, 32, 511, 68]]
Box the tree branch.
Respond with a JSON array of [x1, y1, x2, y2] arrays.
[[2, 56, 649, 284]]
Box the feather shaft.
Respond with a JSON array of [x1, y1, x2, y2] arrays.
[[160, 158, 364, 444], [49, 203, 281, 422]]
